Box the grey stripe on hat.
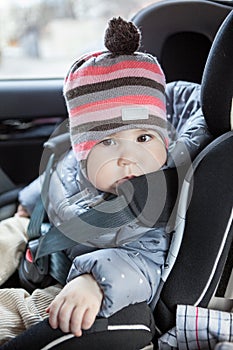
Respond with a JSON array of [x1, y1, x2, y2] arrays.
[[71, 115, 168, 142], [66, 77, 165, 100], [68, 86, 165, 110]]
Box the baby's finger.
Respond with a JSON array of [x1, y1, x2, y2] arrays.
[[57, 302, 76, 333], [81, 306, 99, 330], [48, 298, 64, 329], [69, 305, 87, 337]]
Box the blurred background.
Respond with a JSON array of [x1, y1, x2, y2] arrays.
[[0, 0, 159, 78]]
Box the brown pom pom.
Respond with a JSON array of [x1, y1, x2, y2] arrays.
[[104, 17, 141, 56]]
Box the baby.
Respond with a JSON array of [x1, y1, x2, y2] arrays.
[[46, 16, 169, 336]]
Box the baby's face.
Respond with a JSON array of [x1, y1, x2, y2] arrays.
[[86, 128, 167, 194]]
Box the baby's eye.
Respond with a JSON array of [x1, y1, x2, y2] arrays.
[[137, 134, 152, 142], [100, 138, 116, 146]]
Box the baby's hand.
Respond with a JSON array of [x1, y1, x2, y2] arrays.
[[46, 274, 103, 337], [15, 204, 29, 218]]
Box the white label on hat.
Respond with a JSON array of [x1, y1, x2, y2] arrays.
[[121, 107, 149, 121]]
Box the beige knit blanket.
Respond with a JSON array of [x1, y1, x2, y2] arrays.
[[0, 216, 29, 286], [0, 284, 62, 345], [0, 216, 62, 345]]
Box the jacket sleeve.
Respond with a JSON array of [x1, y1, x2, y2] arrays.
[[67, 228, 170, 317], [18, 175, 43, 215], [166, 80, 202, 135], [166, 81, 213, 168]]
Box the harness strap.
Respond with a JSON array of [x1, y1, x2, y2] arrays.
[[50, 251, 72, 285], [35, 166, 180, 260], [27, 154, 55, 240]]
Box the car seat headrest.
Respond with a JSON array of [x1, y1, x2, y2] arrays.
[[201, 10, 233, 137]]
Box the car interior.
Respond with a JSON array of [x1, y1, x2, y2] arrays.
[[0, 0, 233, 349], [0, 0, 232, 204]]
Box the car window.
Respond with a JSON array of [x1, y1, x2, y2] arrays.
[[0, 0, 159, 79]]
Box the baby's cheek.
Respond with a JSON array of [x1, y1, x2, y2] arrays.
[[150, 144, 167, 168], [92, 166, 115, 193]]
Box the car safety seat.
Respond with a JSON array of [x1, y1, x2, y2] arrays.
[[132, 0, 233, 83], [153, 8, 233, 337]]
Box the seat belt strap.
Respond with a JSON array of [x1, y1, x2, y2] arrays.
[[27, 153, 56, 241], [35, 194, 135, 259], [50, 251, 71, 285], [35, 166, 180, 259]]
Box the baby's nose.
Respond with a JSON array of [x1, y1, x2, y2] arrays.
[[118, 155, 136, 167], [117, 141, 137, 166]]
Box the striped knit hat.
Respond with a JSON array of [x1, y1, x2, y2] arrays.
[[64, 17, 168, 162]]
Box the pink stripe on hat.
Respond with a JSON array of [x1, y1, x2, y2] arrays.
[[65, 68, 165, 90], [67, 59, 164, 81], [69, 95, 166, 118], [70, 104, 166, 128], [73, 140, 98, 153]]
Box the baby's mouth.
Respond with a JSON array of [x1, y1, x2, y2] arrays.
[[116, 175, 136, 186]]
